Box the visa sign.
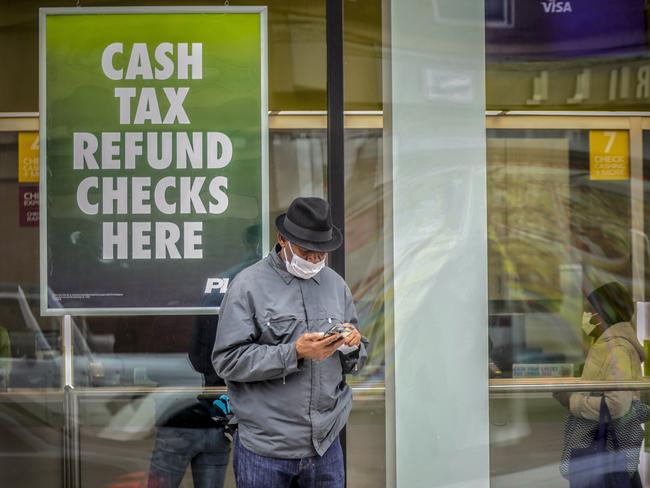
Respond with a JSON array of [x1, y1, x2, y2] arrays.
[[541, 0, 572, 13]]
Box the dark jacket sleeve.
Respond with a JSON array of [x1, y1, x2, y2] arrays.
[[189, 315, 225, 387], [339, 284, 369, 374]]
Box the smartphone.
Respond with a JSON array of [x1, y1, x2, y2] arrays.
[[324, 324, 352, 338]]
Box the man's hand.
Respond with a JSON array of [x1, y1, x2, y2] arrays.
[[295, 332, 345, 361], [341, 323, 361, 347]]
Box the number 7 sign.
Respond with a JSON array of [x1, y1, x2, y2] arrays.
[[589, 130, 629, 181]]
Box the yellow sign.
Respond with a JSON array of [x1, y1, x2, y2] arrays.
[[18, 132, 40, 183], [589, 130, 629, 180]]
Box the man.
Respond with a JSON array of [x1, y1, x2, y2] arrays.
[[212, 196, 368, 488]]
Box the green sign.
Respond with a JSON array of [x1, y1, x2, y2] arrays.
[[40, 7, 268, 315]]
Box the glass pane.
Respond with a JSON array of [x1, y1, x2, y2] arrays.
[[486, 0, 650, 111], [487, 129, 632, 378], [0, 393, 64, 488], [487, 4, 650, 487], [344, 1, 382, 111], [0, 132, 62, 389], [75, 315, 218, 388], [490, 393, 567, 486], [345, 128, 385, 384], [0, 0, 393, 486], [269, 129, 327, 223], [491, 389, 650, 486], [78, 392, 235, 487], [347, 392, 386, 487], [0, 0, 328, 112], [78, 391, 387, 488]]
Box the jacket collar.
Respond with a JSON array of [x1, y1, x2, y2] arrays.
[[268, 244, 321, 285]]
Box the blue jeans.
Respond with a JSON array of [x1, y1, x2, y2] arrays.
[[233, 433, 344, 488], [147, 426, 230, 488]]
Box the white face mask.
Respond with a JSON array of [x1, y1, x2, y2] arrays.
[[283, 242, 325, 280], [582, 312, 600, 336]]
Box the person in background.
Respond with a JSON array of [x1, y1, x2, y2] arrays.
[[147, 311, 230, 488], [213, 196, 369, 488], [556, 282, 648, 486], [147, 223, 262, 487]]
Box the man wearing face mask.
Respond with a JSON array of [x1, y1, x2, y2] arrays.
[[212, 197, 368, 488]]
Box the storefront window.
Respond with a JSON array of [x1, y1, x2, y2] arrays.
[[487, 128, 633, 377], [5, 0, 650, 486], [485, 1, 650, 486], [0, 1, 390, 486]]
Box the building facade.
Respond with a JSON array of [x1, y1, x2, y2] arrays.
[[1, 1, 649, 487]]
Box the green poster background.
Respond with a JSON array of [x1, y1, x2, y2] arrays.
[[40, 8, 268, 315]]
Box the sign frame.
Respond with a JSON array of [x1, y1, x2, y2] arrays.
[[39, 6, 269, 316]]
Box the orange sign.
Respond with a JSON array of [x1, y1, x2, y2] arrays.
[[589, 130, 629, 181], [18, 132, 40, 183]]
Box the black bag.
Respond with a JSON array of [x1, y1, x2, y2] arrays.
[[567, 398, 631, 488], [561, 398, 649, 481]]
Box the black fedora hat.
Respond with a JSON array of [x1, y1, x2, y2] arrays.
[[275, 197, 342, 252]]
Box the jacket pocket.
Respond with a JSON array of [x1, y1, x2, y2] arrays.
[[260, 314, 299, 344]]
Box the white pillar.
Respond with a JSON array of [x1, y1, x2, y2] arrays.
[[386, 1, 489, 487]]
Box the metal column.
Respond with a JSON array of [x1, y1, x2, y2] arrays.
[[326, 0, 345, 279]]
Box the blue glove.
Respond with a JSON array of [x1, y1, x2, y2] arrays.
[[212, 394, 231, 417]]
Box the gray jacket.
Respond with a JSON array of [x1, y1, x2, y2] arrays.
[[212, 245, 368, 458]]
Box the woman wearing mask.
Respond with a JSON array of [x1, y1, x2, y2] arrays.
[[557, 282, 648, 486]]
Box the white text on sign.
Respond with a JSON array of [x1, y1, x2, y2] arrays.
[[71, 42, 235, 260]]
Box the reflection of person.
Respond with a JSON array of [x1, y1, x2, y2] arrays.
[[147, 313, 230, 488], [556, 282, 648, 486], [146, 223, 264, 487], [212, 197, 368, 488]]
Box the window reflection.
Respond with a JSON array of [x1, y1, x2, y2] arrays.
[[69, 128, 385, 388], [486, 1, 650, 111], [344, 129, 385, 383], [487, 129, 633, 379], [486, 0, 647, 60]]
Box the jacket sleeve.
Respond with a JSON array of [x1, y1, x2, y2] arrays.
[[212, 280, 302, 383], [339, 284, 369, 375], [189, 315, 217, 375], [569, 345, 635, 420]]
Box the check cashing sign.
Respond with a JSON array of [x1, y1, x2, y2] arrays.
[[40, 7, 268, 315]]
